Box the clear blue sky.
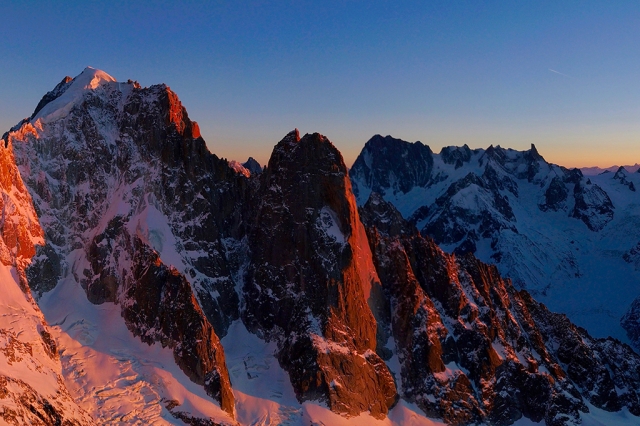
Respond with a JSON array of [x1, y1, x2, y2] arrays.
[[1, 1, 639, 168]]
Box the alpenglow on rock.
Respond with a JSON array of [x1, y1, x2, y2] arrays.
[[6, 67, 239, 420], [0, 119, 94, 424], [243, 130, 397, 418], [359, 194, 640, 425], [2, 68, 640, 425]]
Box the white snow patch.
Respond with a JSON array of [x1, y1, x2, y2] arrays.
[[38, 273, 234, 425], [318, 206, 345, 245], [32, 67, 117, 124], [131, 198, 186, 273]]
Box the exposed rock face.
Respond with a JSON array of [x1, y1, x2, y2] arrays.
[[571, 179, 614, 232], [123, 236, 234, 414], [242, 157, 262, 175], [524, 293, 640, 417], [0, 129, 93, 424], [6, 68, 240, 416], [5, 68, 640, 425], [360, 194, 640, 425], [441, 144, 472, 169], [349, 135, 638, 348], [350, 134, 434, 200], [540, 176, 569, 211], [243, 130, 396, 418]]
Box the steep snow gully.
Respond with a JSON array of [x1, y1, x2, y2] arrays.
[[0, 68, 638, 425]]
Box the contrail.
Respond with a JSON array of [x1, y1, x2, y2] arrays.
[[549, 68, 570, 78]]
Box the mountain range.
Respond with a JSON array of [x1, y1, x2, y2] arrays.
[[350, 135, 640, 349], [0, 68, 639, 426]]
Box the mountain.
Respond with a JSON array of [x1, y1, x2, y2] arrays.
[[7, 67, 241, 424], [242, 157, 262, 175], [1, 68, 640, 425], [243, 130, 397, 418], [359, 193, 640, 425], [581, 164, 640, 176], [350, 135, 640, 348], [0, 117, 93, 423]]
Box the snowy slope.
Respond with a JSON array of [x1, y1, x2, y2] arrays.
[[0, 264, 94, 424], [0, 130, 92, 423], [6, 67, 240, 423], [4, 69, 640, 425], [222, 320, 445, 426], [39, 272, 233, 425], [350, 136, 640, 346]]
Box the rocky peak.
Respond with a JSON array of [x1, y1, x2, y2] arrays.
[[563, 167, 584, 184], [614, 166, 628, 177], [162, 85, 201, 139], [441, 144, 472, 168], [242, 156, 262, 174], [280, 128, 300, 145], [7, 68, 241, 418], [244, 131, 396, 418], [613, 166, 636, 191], [350, 135, 434, 203], [528, 143, 543, 162], [30, 67, 117, 124], [483, 144, 506, 165]]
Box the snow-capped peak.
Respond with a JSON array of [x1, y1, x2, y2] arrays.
[[31, 67, 118, 124], [77, 66, 116, 88]]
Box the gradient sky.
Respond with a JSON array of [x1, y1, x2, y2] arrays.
[[1, 1, 638, 168]]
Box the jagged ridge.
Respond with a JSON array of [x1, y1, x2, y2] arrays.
[[2, 68, 640, 425]]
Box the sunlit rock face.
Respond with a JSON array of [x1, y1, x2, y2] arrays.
[[0, 126, 93, 424], [360, 194, 640, 425], [243, 130, 396, 418], [3, 67, 640, 425], [6, 67, 240, 416]]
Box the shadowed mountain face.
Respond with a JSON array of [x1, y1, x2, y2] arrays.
[[1, 69, 639, 425], [360, 193, 640, 425], [350, 135, 640, 351]]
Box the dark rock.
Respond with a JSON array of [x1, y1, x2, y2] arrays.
[[571, 181, 614, 231], [360, 195, 640, 425], [30, 76, 73, 119], [540, 176, 569, 212], [123, 237, 234, 414], [244, 131, 396, 418], [242, 157, 262, 174], [621, 296, 640, 352], [359, 192, 415, 237], [441, 144, 472, 168], [349, 135, 434, 200]]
